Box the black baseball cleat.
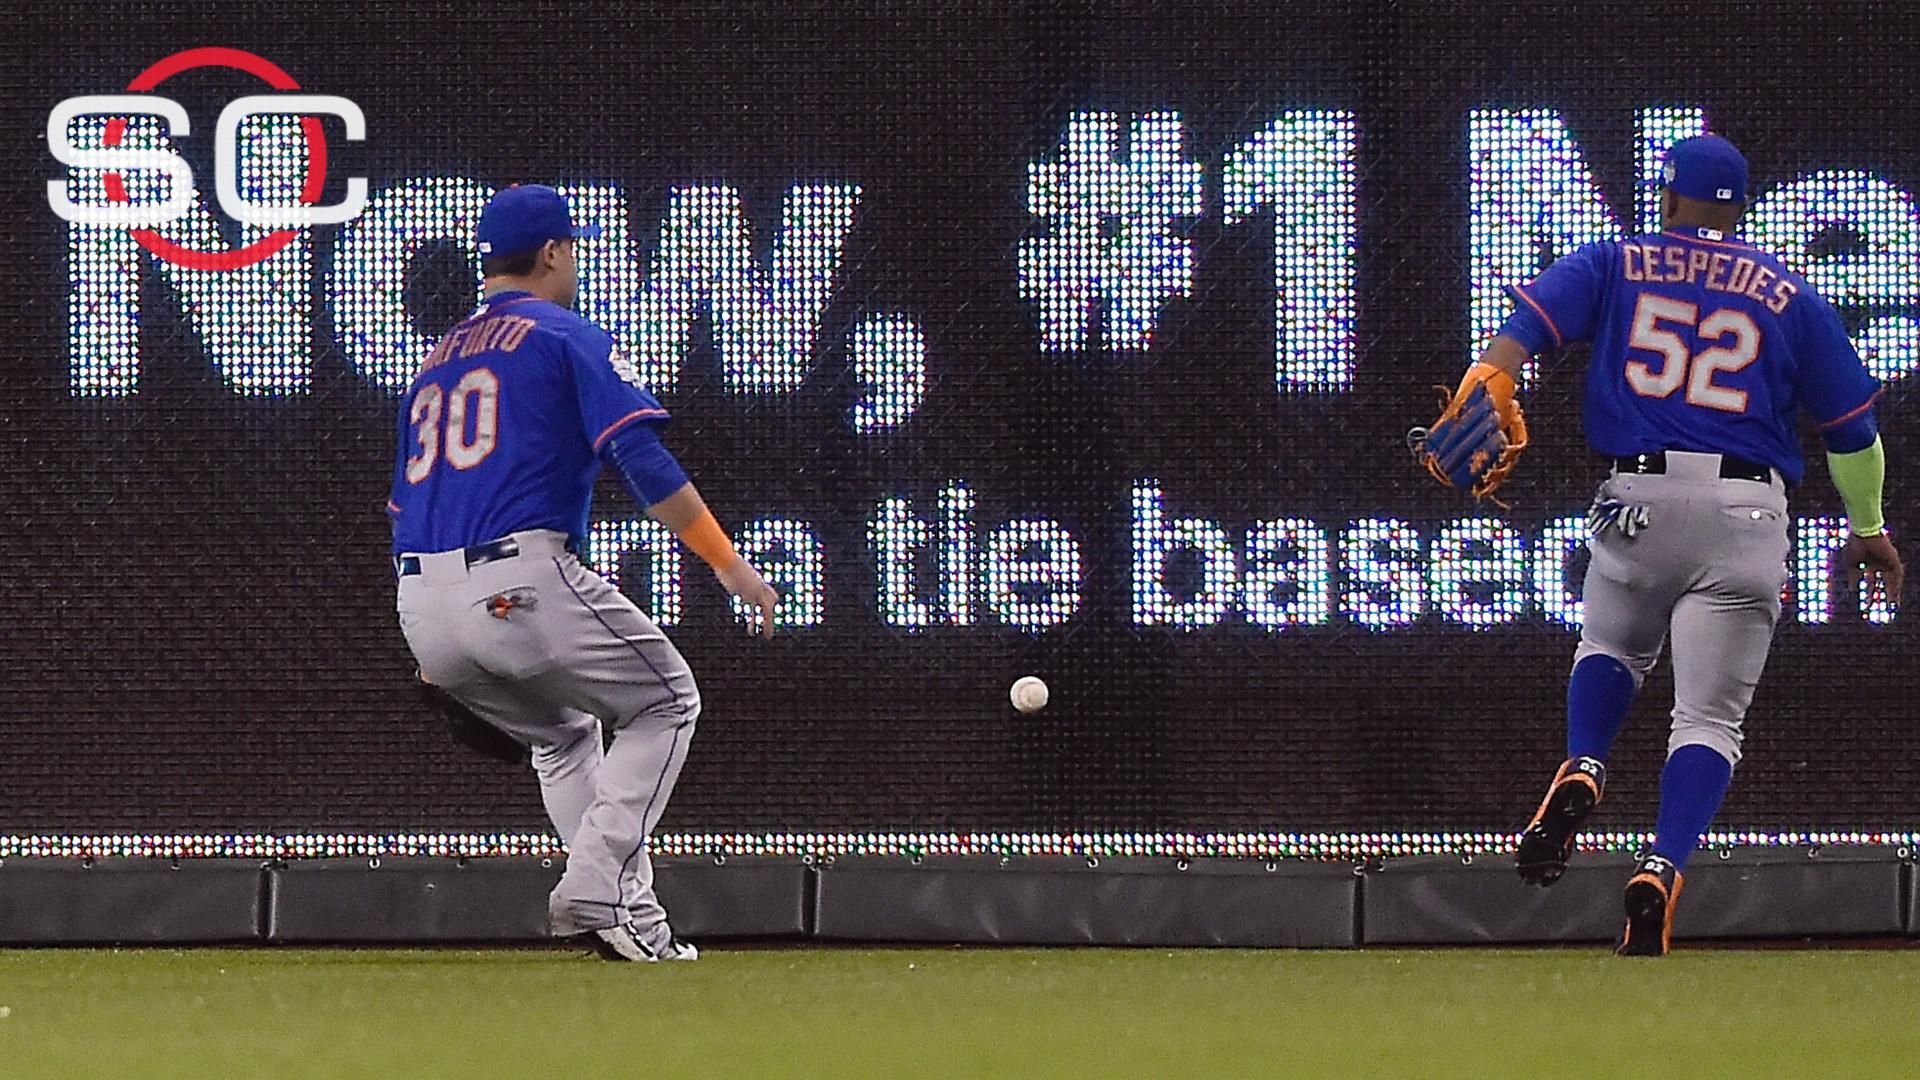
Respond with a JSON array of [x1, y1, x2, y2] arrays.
[[1515, 756, 1606, 886], [1616, 855, 1683, 957]]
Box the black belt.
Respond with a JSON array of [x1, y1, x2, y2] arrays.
[[1611, 451, 1771, 484], [395, 537, 520, 578]]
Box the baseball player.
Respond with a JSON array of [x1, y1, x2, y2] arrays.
[[388, 184, 779, 962], [1413, 135, 1903, 955]]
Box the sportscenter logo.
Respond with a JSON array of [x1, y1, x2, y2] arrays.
[[46, 47, 366, 270]]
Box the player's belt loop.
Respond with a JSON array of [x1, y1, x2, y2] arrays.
[[462, 538, 521, 566]]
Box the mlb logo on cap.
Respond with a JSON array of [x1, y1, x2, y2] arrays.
[[1661, 134, 1749, 205], [476, 184, 601, 260]]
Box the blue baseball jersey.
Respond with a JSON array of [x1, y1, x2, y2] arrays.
[[1501, 227, 1879, 486], [388, 290, 669, 554]]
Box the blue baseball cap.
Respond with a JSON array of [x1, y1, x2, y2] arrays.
[[476, 184, 600, 260], [1662, 134, 1748, 204]]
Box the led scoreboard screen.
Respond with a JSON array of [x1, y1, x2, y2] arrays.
[[11, 1, 1918, 840]]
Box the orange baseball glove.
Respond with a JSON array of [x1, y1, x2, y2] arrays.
[[1407, 363, 1529, 505]]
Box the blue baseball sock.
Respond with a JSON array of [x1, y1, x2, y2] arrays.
[[1650, 744, 1734, 872], [1566, 654, 1636, 762]]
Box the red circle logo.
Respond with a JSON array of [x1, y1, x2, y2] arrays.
[[101, 47, 329, 271]]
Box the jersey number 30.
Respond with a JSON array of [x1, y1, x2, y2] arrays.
[[1625, 296, 1760, 413], [406, 369, 500, 483]]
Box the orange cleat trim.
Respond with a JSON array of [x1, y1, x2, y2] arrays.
[[1663, 872, 1684, 953], [1525, 759, 1603, 831]]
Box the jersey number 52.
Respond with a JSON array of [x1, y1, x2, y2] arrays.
[[1625, 296, 1760, 413], [406, 369, 500, 483]]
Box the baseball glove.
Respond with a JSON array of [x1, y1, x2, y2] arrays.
[[1407, 373, 1529, 506], [415, 671, 530, 766]]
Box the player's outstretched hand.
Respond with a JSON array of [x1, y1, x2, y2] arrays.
[[716, 557, 780, 639], [1834, 531, 1905, 610]]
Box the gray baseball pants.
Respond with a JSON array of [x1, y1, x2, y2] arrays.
[[395, 528, 700, 942], [1575, 451, 1792, 766]]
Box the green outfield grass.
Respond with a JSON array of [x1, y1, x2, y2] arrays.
[[0, 945, 1914, 1078]]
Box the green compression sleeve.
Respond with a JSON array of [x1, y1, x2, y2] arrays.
[[1827, 435, 1887, 537]]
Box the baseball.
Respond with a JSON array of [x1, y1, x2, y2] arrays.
[[1010, 675, 1049, 713]]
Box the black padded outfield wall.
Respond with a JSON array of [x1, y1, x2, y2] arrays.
[[7, 2, 1917, 836]]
